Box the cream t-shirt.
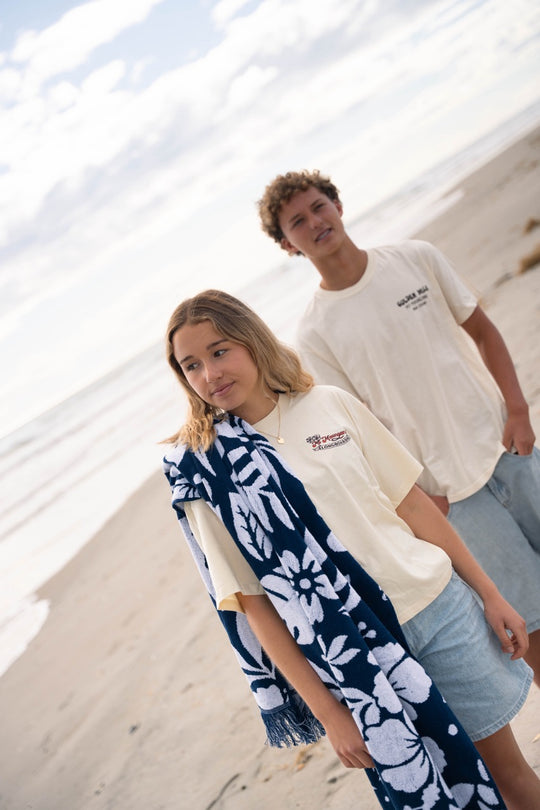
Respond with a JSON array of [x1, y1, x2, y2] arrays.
[[185, 386, 452, 624], [296, 240, 506, 502]]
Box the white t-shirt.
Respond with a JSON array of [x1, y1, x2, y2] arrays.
[[296, 240, 506, 502], [185, 386, 452, 624]]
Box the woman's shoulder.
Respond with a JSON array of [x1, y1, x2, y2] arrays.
[[290, 385, 362, 414], [162, 441, 192, 473], [305, 384, 359, 404]]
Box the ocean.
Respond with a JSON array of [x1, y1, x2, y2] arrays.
[[1, 102, 540, 678]]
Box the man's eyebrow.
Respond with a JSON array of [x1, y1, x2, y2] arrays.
[[287, 197, 324, 224], [288, 211, 303, 225]]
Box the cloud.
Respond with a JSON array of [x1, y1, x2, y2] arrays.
[[0, 0, 373, 244], [8, 0, 165, 94], [212, 0, 254, 29], [225, 64, 279, 111], [1, 0, 539, 343], [1, 0, 540, 435]]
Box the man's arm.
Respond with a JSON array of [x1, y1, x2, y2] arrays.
[[237, 592, 374, 769], [461, 305, 535, 454], [396, 484, 528, 659]]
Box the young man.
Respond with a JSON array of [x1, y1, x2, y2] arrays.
[[257, 170, 540, 685]]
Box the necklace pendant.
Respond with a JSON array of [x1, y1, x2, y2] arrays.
[[277, 436, 285, 444]]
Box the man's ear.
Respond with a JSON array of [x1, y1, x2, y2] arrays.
[[280, 237, 301, 257], [335, 199, 343, 216]]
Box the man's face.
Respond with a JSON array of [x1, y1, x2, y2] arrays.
[[278, 186, 345, 259]]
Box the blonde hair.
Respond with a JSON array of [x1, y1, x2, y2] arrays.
[[164, 289, 313, 450], [257, 169, 341, 244]]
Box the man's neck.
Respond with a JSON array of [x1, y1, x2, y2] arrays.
[[315, 238, 368, 291]]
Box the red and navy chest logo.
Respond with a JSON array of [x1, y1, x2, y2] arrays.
[[305, 430, 351, 451]]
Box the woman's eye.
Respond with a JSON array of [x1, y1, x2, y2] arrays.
[[214, 349, 227, 358], [185, 361, 198, 372]]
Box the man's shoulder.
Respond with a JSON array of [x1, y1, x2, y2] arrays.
[[371, 239, 438, 260]]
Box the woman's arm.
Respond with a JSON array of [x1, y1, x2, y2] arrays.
[[396, 484, 528, 659], [237, 592, 374, 769]]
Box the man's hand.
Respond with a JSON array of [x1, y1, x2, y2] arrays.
[[502, 412, 536, 456], [427, 493, 449, 516]]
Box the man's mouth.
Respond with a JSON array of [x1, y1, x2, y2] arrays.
[[315, 228, 331, 242]]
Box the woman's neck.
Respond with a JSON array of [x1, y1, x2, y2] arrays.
[[229, 388, 277, 424]]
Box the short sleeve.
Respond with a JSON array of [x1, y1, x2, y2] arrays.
[[415, 240, 477, 324], [338, 390, 423, 506], [184, 499, 265, 612], [297, 325, 358, 394]]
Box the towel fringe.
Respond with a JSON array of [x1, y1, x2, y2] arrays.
[[262, 695, 325, 748]]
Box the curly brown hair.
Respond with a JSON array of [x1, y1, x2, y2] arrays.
[[163, 289, 313, 450], [257, 170, 341, 244]]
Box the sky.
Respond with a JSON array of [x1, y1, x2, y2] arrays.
[[1, 0, 540, 435]]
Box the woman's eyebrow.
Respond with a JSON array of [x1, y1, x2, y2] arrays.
[[206, 339, 228, 351], [179, 338, 227, 365]]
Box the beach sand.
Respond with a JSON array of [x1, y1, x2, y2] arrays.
[[1, 126, 539, 810]]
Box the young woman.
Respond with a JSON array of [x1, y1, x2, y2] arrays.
[[162, 289, 539, 810]]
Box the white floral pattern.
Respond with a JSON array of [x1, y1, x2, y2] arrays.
[[163, 417, 505, 810]]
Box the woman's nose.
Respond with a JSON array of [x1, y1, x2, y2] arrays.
[[205, 361, 222, 382]]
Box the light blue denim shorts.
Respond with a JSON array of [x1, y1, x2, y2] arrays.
[[448, 448, 540, 634], [401, 572, 533, 742]]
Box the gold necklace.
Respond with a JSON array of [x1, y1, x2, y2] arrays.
[[259, 396, 285, 444]]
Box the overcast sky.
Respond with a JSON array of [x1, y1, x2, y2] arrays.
[[1, 0, 539, 434]]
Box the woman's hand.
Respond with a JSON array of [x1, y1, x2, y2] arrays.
[[238, 593, 374, 769], [482, 591, 529, 660], [322, 700, 374, 769]]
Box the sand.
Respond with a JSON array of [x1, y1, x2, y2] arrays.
[[1, 126, 539, 810]]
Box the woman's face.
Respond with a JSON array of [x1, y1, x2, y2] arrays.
[[172, 320, 274, 423]]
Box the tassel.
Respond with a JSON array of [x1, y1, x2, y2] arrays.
[[261, 696, 326, 748]]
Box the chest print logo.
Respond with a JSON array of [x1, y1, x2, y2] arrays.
[[306, 430, 351, 451], [396, 284, 429, 311]]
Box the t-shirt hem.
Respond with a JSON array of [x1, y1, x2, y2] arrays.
[[397, 568, 453, 625], [447, 444, 506, 503], [217, 584, 265, 613], [389, 463, 422, 507]]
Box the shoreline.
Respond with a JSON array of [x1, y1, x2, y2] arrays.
[[1, 126, 539, 809]]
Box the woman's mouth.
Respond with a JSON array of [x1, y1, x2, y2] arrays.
[[211, 382, 234, 397]]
